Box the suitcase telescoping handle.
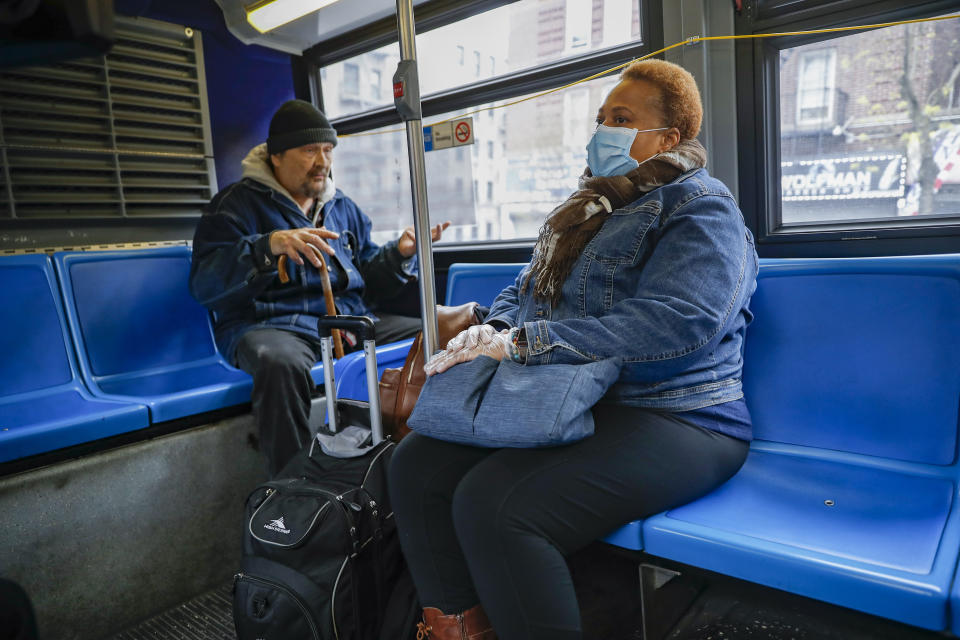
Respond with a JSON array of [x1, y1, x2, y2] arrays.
[[317, 315, 383, 445]]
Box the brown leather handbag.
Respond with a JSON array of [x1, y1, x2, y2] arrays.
[[379, 302, 483, 442]]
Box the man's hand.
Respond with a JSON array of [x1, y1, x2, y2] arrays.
[[269, 227, 339, 268], [397, 221, 451, 258]]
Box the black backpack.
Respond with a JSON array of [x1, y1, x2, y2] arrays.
[[234, 317, 419, 640]]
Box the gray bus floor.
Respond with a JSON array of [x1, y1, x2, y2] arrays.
[[102, 578, 643, 640], [101, 580, 940, 640], [105, 583, 235, 640], [662, 578, 942, 640], [102, 540, 942, 640]]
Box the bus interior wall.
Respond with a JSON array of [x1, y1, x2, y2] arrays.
[[117, 0, 297, 194]]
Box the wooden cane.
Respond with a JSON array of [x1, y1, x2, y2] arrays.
[[278, 253, 345, 359]]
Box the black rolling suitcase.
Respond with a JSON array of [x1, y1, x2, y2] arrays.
[[233, 316, 419, 640]]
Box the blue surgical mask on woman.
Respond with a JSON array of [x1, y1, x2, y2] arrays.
[[586, 124, 669, 177]]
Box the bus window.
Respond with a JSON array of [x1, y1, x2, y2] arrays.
[[321, 0, 641, 121], [336, 76, 618, 246], [779, 15, 960, 225]]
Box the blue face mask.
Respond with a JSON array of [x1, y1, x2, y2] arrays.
[[586, 124, 668, 177]]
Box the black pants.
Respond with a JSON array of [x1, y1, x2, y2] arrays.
[[388, 404, 749, 640], [236, 314, 421, 477]]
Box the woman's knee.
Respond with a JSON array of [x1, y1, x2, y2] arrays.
[[388, 433, 447, 497], [451, 467, 517, 546], [388, 433, 421, 488]]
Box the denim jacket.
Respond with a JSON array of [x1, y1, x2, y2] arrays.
[[486, 168, 758, 412], [190, 145, 416, 361]]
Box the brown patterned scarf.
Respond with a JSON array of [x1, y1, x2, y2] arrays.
[[523, 138, 707, 306]]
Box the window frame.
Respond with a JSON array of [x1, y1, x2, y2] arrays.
[[297, 0, 661, 250], [736, 0, 960, 257]]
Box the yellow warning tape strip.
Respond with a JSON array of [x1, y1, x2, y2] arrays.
[[340, 13, 960, 138], [1, 240, 190, 256]]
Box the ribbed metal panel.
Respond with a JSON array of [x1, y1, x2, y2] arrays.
[[0, 16, 216, 220], [106, 582, 236, 640]]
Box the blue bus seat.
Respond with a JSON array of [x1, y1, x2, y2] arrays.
[[334, 339, 416, 401], [952, 564, 960, 635], [0, 255, 148, 462], [599, 521, 643, 551], [445, 263, 526, 307], [53, 248, 255, 423], [635, 255, 960, 631]]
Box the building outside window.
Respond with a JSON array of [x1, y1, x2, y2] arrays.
[[343, 62, 359, 96], [370, 69, 381, 100], [565, 0, 591, 51], [778, 16, 960, 224], [795, 49, 836, 126]]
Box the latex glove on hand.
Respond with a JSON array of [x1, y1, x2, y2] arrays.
[[425, 327, 512, 377], [444, 324, 499, 355]]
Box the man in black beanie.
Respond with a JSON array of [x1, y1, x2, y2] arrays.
[[189, 99, 448, 476]]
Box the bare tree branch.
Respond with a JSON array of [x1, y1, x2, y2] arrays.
[[900, 25, 921, 114], [926, 59, 960, 106]]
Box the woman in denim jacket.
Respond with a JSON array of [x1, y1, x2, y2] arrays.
[[390, 59, 758, 640]]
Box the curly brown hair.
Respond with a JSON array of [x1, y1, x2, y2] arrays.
[[620, 59, 702, 141]]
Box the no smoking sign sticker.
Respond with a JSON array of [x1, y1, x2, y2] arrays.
[[423, 116, 474, 152], [454, 120, 471, 144]]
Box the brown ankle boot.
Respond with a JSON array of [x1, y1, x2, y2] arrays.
[[416, 604, 497, 640]]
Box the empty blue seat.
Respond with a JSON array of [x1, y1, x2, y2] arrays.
[[53, 247, 255, 423], [335, 338, 416, 401], [0, 255, 148, 462], [445, 263, 526, 307], [598, 521, 643, 551], [638, 255, 960, 631]]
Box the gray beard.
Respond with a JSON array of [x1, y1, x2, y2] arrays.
[[297, 178, 324, 201]]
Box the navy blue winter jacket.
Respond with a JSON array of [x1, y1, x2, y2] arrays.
[[190, 145, 415, 361]]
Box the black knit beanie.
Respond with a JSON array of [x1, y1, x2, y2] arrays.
[[266, 99, 337, 155]]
